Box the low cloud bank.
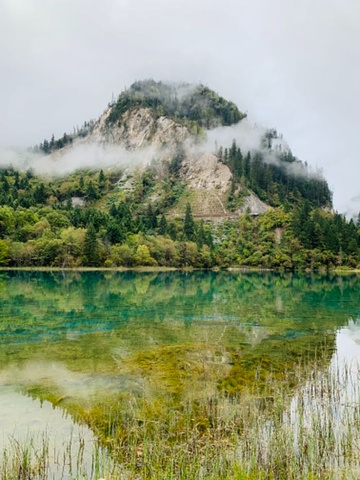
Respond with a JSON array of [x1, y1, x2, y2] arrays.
[[204, 118, 322, 179], [0, 141, 157, 177], [0, 117, 325, 185]]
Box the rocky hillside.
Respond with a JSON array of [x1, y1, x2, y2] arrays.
[[1, 80, 358, 270], [90, 106, 190, 150], [37, 80, 331, 218]]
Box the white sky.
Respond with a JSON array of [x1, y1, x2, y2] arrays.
[[1, 0, 359, 214]]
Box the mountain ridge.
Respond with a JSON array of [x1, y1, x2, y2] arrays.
[[0, 80, 357, 270], [36, 80, 331, 217]]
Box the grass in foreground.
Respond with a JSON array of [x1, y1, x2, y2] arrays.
[[2, 357, 360, 479]]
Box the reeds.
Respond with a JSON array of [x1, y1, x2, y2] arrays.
[[0, 432, 117, 480], [2, 358, 360, 479]]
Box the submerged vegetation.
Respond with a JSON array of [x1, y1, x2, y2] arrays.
[[0, 431, 115, 480], [2, 80, 360, 478], [1, 271, 360, 478], [4, 356, 360, 479]]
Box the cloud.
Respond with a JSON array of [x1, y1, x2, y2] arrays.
[[203, 118, 319, 179], [340, 196, 360, 220], [205, 118, 264, 153], [0, 114, 322, 185], [0, 141, 158, 177], [1, 0, 360, 211]]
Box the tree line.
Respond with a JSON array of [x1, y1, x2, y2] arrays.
[[0, 165, 358, 270], [221, 140, 332, 209]]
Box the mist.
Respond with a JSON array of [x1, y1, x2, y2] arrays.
[[0, 141, 158, 177], [0, 115, 323, 185], [342, 196, 360, 220], [203, 118, 322, 180], [0, 360, 146, 399], [1, 0, 360, 212], [205, 117, 286, 153]]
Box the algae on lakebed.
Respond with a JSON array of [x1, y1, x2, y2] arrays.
[[0, 270, 359, 474], [18, 331, 335, 452]]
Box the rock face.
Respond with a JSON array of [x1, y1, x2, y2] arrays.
[[90, 107, 189, 150], [182, 152, 232, 193], [53, 104, 271, 218], [236, 193, 270, 216], [174, 151, 234, 217]]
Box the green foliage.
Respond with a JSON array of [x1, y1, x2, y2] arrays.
[[158, 214, 167, 235], [221, 140, 332, 209], [0, 161, 357, 270], [107, 80, 246, 129], [33, 121, 94, 155], [184, 203, 195, 241], [134, 244, 157, 266], [83, 224, 99, 266], [0, 240, 9, 265], [169, 143, 186, 177]]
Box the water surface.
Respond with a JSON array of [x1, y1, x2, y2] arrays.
[[1, 271, 360, 461]]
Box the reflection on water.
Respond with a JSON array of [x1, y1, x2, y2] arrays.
[[0, 386, 104, 479], [286, 318, 360, 474], [334, 318, 360, 369], [331, 319, 360, 405], [0, 270, 360, 471]]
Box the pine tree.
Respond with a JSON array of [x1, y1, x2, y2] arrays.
[[79, 176, 85, 192], [197, 220, 206, 247], [14, 171, 20, 189], [83, 224, 98, 266], [244, 151, 251, 178], [106, 221, 124, 244], [99, 169, 105, 189], [234, 147, 243, 179], [184, 203, 195, 240], [34, 183, 47, 204], [145, 203, 157, 230], [169, 144, 185, 177], [159, 214, 167, 235], [109, 203, 118, 218], [50, 134, 55, 151], [42, 139, 49, 154], [66, 195, 72, 210], [86, 181, 98, 201], [168, 222, 177, 240], [2, 176, 9, 193]]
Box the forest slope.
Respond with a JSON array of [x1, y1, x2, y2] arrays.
[[0, 80, 358, 269]]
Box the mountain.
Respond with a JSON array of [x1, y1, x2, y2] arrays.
[[37, 80, 331, 216], [0, 80, 358, 270]]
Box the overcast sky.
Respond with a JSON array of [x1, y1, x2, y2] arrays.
[[1, 0, 359, 214]]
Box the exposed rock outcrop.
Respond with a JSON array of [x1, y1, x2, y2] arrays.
[[90, 107, 189, 150], [236, 193, 271, 216], [182, 152, 232, 193], [50, 102, 271, 219]]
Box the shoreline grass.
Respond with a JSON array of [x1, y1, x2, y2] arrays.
[[3, 357, 360, 479]]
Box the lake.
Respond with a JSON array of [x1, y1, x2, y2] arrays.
[[1, 270, 360, 478]]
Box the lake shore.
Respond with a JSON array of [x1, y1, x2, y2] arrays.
[[0, 266, 359, 273], [1, 270, 360, 479]]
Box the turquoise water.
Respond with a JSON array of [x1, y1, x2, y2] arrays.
[[1, 271, 358, 345], [1, 270, 360, 468], [0, 271, 359, 374]]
